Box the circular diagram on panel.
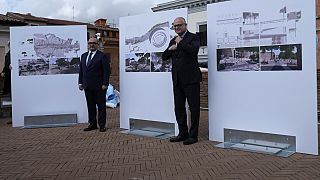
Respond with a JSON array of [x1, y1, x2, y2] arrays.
[[150, 30, 167, 48]]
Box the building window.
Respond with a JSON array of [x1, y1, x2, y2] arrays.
[[112, 31, 116, 38], [197, 23, 207, 46]]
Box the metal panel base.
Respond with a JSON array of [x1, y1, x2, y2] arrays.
[[120, 118, 175, 139], [24, 113, 77, 128], [0, 95, 12, 117], [215, 129, 296, 157]]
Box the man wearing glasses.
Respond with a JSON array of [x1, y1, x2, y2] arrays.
[[78, 37, 110, 132], [162, 17, 202, 145]]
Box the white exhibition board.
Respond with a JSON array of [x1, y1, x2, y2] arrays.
[[10, 25, 88, 127], [208, 0, 318, 155], [119, 9, 187, 132]]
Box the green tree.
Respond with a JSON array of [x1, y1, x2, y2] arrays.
[[56, 58, 68, 67], [70, 58, 80, 66]]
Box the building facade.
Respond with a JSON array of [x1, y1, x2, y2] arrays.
[[94, 19, 120, 82]]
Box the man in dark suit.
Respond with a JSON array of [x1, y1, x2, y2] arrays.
[[78, 37, 110, 132], [162, 17, 202, 145], [1, 41, 11, 95]]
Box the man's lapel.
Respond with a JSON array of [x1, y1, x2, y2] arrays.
[[176, 32, 190, 56], [87, 51, 97, 67], [83, 52, 89, 69], [181, 31, 190, 42]]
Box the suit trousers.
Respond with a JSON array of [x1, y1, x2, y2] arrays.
[[173, 82, 200, 139], [84, 89, 107, 128]]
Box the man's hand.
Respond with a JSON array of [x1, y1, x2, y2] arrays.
[[175, 35, 182, 44], [102, 85, 107, 90], [168, 44, 177, 51], [1, 73, 5, 78], [78, 84, 84, 91]]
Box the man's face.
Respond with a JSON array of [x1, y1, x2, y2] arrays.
[[88, 38, 98, 51], [172, 18, 187, 35]]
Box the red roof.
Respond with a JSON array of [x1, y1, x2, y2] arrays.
[[43, 17, 96, 29], [6, 12, 48, 22], [0, 13, 27, 25], [4, 12, 118, 31]]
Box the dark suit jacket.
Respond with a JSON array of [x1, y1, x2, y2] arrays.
[[78, 50, 110, 90], [2, 51, 11, 76], [162, 31, 201, 86]]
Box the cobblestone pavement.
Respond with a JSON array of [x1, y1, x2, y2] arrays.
[[0, 108, 319, 180]]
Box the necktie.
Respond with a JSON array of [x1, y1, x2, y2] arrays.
[[87, 52, 93, 66]]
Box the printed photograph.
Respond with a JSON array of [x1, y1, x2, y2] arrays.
[[125, 53, 151, 72], [49, 57, 80, 74], [217, 46, 260, 71], [151, 52, 171, 72], [19, 59, 49, 76], [260, 44, 302, 71]]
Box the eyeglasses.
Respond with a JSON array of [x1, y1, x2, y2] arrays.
[[88, 42, 98, 44], [171, 23, 185, 29]]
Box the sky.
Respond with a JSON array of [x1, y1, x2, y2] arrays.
[[0, 0, 171, 26]]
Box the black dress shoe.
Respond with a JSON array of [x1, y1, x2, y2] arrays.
[[99, 128, 106, 132], [83, 126, 98, 131], [169, 135, 188, 142], [183, 138, 198, 145]]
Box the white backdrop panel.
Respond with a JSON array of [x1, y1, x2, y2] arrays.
[[11, 25, 88, 127], [120, 9, 187, 132], [208, 0, 318, 155]]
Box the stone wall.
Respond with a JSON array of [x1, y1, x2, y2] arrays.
[[200, 72, 208, 108]]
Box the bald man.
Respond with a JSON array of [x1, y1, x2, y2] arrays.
[[78, 37, 110, 132], [162, 17, 202, 145]]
